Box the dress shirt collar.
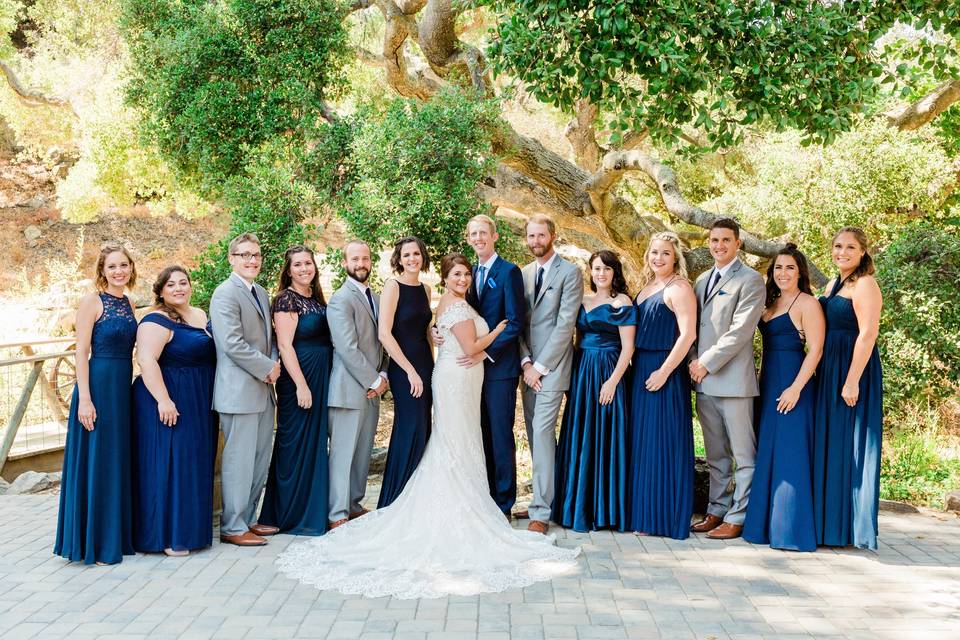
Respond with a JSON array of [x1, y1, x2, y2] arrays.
[[231, 271, 256, 288], [711, 257, 740, 281], [535, 251, 558, 277], [347, 276, 370, 294], [478, 252, 499, 272]]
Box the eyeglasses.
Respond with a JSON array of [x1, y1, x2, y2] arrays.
[[231, 252, 263, 263]]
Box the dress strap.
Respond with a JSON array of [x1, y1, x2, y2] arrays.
[[785, 292, 802, 313], [826, 275, 850, 299]]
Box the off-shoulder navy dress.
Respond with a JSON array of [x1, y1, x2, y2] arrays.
[[553, 303, 637, 532], [625, 289, 694, 539], [813, 280, 883, 550], [743, 308, 816, 552], [259, 290, 333, 535], [55, 292, 136, 564], [131, 313, 217, 552]]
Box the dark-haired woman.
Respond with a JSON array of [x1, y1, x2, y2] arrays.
[[56, 244, 138, 565], [553, 250, 636, 532], [132, 266, 217, 555], [377, 236, 434, 508], [743, 246, 824, 552], [259, 246, 333, 535], [625, 232, 697, 539], [813, 228, 883, 550]]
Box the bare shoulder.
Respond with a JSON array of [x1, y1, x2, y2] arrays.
[[78, 292, 102, 310], [796, 292, 821, 313], [611, 293, 633, 308], [853, 274, 882, 300], [664, 278, 695, 301], [822, 277, 838, 297]]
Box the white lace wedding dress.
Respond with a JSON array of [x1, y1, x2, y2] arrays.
[[276, 300, 581, 599]]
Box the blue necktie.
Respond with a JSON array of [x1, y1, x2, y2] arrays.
[[250, 286, 264, 315], [476, 265, 487, 299], [365, 287, 377, 320], [705, 270, 721, 300], [535, 266, 544, 300]]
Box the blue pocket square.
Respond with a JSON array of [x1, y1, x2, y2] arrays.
[[487, 278, 497, 288], [718, 290, 728, 295]]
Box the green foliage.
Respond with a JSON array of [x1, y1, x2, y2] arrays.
[[122, 0, 351, 197], [483, 0, 960, 150], [881, 413, 960, 509], [875, 222, 960, 407]]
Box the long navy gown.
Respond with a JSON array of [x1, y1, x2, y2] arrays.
[[743, 310, 816, 551], [378, 282, 434, 509], [553, 303, 637, 532], [813, 280, 883, 550], [55, 292, 136, 564], [131, 313, 217, 552], [259, 290, 333, 535], [626, 290, 694, 539]]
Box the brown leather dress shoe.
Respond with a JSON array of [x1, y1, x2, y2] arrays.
[[349, 508, 370, 520], [706, 523, 743, 540], [513, 509, 529, 520], [220, 531, 267, 546], [249, 523, 280, 536], [528, 520, 549, 535], [328, 518, 349, 530], [690, 514, 723, 533]]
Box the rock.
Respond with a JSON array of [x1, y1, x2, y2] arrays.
[[0, 477, 9, 496], [368, 447, 388, 474], [879, 499, 919, 514], [945, 491, 960, 513], [23, 225, 42, 241], [23, 195, 46, 209], [7, 471, 61, 495]]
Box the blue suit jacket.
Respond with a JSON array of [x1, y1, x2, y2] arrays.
[[467, 256, 525, 381]]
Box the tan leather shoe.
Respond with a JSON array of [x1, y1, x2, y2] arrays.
[[349, 508, 370, 520], [706, 523, 743, 540], [220, 531, 267, 546], [249, 523, 280, 536], [528, 520, 549, 535], [690, 514, 723, 533], [328, 518, 349, 530]]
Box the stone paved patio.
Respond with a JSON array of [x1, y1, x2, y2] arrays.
[[1, 494, 958, 640]]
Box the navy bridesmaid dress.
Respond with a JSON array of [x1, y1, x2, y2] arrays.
[[131, 313, 217, 552], [378, 281, 434, 509], [813, 279, 883, 550], [259, 290, 333, 535], [55, 292, 136, 564], [553, 303, 637, 532], [625, 290, 694, 539], [743, 307, 816, 551]]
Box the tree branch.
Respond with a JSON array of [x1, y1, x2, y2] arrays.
[[886, 79, 960, 131], [564, 99, 602, 172], [0, 62, 77, 117]]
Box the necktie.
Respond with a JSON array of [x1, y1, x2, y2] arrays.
[[476, 265, 487, 299], [250, 285, 264, 315], [705, 270, 722, 299], [365, 287, 377, 320], [535, 266, 544, 300]]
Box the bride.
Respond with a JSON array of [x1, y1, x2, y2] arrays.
[[277, 253, 580, 599]]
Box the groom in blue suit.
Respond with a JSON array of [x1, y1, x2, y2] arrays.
[[463, 214, 526, 518]]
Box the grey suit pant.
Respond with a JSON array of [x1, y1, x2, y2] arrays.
[[219, 407, 275, 536], [328, 402, 379, 522], [522, 387, 564, 523], [696, 393, 757, 525]]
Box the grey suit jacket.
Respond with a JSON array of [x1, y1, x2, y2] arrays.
[[519, 255, 584, 393], [210, 273, 277, 414], [693, 259, 765, 398], [327, 281, 389, 410]]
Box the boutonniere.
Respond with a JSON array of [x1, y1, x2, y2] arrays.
[[487, 278, 497, 288]]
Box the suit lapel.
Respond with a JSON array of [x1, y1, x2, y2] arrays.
[[704, 262, 741, 306], [480, 257, 501, 300], [350, 281, 377, 322], [523, 263, 536, 308], [535, 257, 563, 306], [231, 276, 266, 323]]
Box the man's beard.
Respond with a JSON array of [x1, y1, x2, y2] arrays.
[[347, 266, 370, 283], [529, 243, 553, 257]]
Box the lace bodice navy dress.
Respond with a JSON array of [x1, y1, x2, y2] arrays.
[[55, 292, 136, 564], [553, 303, 637, 532], [259, 289, 333, 535], [626, 289, 694, 539], [743, 306, 817, 552], [131, 313, 217, 552], [378, 281, 434, 509], [813, 280, 883, 550], [277, 300, 579, 599]]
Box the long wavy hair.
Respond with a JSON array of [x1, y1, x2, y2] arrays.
[[638, 232, 689, 289], [832, 226, 875, 284], [275, 245, 325, 307], [764, 244, 813, 308], [152, 265, 190, 323], [94, 243, 137, 292], [588, 250, 629, 298]]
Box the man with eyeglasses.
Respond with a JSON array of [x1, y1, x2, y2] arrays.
[[210, 232, 282, 546]]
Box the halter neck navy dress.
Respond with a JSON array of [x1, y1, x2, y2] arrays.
[[743, 306, 816, 551], [625, 289, 694, 539], [813, 279, 883, 550], [553, 303, 636, 532], [378, 281, 434, 509], [55, 292, 136, 564], [259, 289, 333, 535], [131, 313, 217, 552]]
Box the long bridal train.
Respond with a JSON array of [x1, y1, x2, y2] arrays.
[[276, 301, 580, 599]]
